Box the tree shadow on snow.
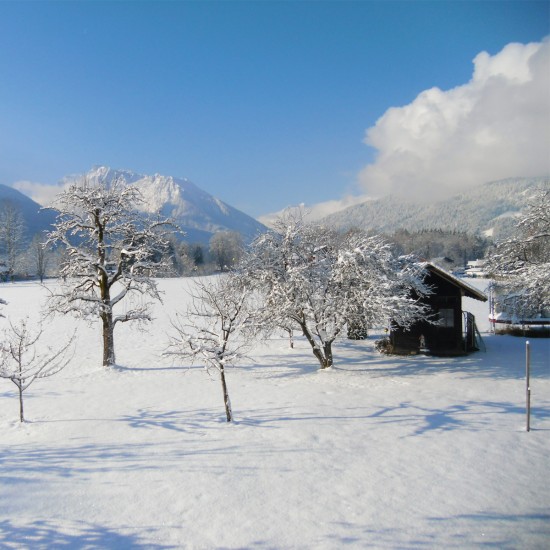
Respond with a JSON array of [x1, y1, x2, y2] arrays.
[[0, 442, 173, 480], [333, 335, 549, 381], [234, 401, 550, 437], [237, 353, 320, 378], [233, 406, 374, 429], [119, 407, 230, 432], [28, 406, 232, 435], [325, 508, 550, 548], [234, 400, 550, 436], [426, 509, 550, 548], [0, 519, 176, 549], [112, 364, 194, 373], [0, 435, 260, 484], [366, 400, 550, 436]]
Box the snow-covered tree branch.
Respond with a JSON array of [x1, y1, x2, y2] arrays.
[[241, 211, 431, 369], [209, 231, 244, 272], [0, 319, 74, 422], [487, 188, 550, 319], [44, 176, 181, 367], [0, 201, 26, 282], [165, 274, 255, 422]]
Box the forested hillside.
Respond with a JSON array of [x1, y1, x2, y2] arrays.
[[322, 177, 550, 240], [386, 229, 488, 266]]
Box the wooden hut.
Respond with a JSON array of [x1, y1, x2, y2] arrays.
[[390, 263, 488, 356]]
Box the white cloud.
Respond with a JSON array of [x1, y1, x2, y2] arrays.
[[358, 39, 550, 200], [12, 180, 66, 206]]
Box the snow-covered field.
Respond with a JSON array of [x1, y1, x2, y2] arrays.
[[1, 278, 549, 549]]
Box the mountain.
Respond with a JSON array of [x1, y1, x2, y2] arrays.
[[320, 177, 550, 240], [63, 166, 267, 244], [0, 184, 57, 241]]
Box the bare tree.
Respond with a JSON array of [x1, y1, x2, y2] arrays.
[[487, 188, 550, 319], [242, 212, 431, 370], [279, 320, 296, 348], [166, 275, 255, 422], [0, 319, 74, 422], [0, 201, 26, 281], [44, 177, 179, 367], [28, 234, 50, 283], [209, 231, 243, 271]]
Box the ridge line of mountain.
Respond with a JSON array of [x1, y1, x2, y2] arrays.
[[1, 171, 548, 244]]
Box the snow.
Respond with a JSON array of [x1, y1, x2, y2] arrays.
[[61, 166, 266, 243], [1, 278, 549, 549]]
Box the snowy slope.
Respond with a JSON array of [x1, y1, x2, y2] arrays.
[[0, 278, 549, 549], [63, 166, 267, 244], [322, 176, 550, 239], [0, 184, 57, 241]]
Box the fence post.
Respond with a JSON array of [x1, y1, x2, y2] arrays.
[[526, 340, 531, 432]]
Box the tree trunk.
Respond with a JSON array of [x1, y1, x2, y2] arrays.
[[300, 323, 332, 369], [323, 341, 334, 369], [219, 364, 232, 422], [99, 262, 116, 367], [18, 384, 24, 422], [101, 311, 116, 367]]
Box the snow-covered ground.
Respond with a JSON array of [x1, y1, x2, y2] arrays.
[[1, 278, 549, 549]]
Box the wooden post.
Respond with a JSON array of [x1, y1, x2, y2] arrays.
[[526, 340, 531, 432]]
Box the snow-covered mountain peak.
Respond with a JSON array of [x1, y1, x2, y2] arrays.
[[66, 166, 266, 243]]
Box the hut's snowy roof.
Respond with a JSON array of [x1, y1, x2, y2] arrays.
[[421, 262, 488, 302]]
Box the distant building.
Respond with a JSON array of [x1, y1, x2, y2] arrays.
[[464, 259, 487, 278]]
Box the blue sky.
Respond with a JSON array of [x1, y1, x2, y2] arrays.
[[1, 1, 549, 218]]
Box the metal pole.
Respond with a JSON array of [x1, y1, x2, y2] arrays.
[[526, 340, 531, 432]]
